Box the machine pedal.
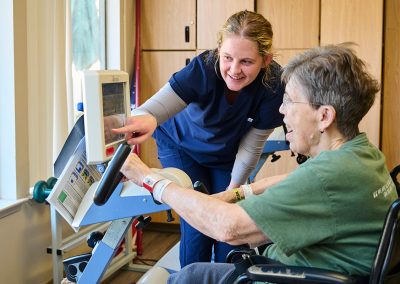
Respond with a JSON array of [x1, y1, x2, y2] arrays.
[[63, 253, 92, 282]]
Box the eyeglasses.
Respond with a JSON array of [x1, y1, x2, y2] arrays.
[[281, 93, 322, 108]]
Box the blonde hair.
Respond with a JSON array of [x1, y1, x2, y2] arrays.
[[217, 10, 273, 57]]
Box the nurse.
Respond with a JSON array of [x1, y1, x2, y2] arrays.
[[113, 10, 284, 267]]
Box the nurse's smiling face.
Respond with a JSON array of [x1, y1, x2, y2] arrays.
[[219, 36, 266, 92]]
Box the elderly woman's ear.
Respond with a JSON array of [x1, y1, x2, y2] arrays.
[[318, 105, 336, 133]]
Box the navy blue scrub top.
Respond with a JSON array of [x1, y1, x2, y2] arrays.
[[156, 50, 284, 169]]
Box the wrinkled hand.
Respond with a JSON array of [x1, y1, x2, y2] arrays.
[[112, 114, 157, 145], [121, 153, 152, 186]]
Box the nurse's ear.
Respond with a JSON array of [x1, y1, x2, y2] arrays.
[[263, 53, 273, 67]]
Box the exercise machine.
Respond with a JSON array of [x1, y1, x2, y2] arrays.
[[32, 70, 191, 283], [63, 142, 192, 283]]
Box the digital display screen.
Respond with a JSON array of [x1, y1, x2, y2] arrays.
[[102, 82, 126, 145]]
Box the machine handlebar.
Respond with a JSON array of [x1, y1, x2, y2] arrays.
[[94, 142, 131, 206]]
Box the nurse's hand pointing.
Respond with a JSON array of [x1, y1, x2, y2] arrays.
[[112, 114, 157, 145]]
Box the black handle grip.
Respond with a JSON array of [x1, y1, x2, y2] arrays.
[[94, 142, 131, 206]]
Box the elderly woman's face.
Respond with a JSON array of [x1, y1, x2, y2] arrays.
[[279, 79, 321, 157]]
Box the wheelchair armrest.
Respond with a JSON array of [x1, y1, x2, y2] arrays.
[[244, 264, 357, 284], [227, 243, 273, 263], [226, 247, 255, 263]]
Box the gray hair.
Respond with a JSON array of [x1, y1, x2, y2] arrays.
[[282, 44, 380, 140]]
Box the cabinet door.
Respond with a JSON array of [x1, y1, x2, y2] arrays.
[[257, 0, 319, 49], [197, 0, 254, 50], [321, 0, 383, 146], [141, 0, 196, 50]]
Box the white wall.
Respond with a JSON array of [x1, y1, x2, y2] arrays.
[[0, 203, 53, 283]]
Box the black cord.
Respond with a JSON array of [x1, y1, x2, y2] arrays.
[[132, 257, 158, 266]]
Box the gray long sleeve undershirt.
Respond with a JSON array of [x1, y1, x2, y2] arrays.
[[132, 82, 274, 185], [131, 83, 187, 125], [231, 128, 274, 185]]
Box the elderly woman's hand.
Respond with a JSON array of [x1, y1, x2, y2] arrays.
[[121, 153, 153, 186]]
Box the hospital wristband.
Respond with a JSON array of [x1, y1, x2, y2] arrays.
[[153, 179, 173, 203], [241, 184, 253, 199], [143, 173, 165, 193]]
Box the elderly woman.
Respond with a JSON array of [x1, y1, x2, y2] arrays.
[[121, 44, 398, 284]]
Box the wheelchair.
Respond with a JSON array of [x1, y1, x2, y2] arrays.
[[229, 165, 400, 284]]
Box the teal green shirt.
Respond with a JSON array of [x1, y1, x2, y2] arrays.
[[239, 133, 397, 276]]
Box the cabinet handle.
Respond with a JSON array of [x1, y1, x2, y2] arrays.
[[185, 58, 190, 65], [185, 26, 190, 42]]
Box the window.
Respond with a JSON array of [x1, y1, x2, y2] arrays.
[[71, 0, 105, 119], [0, 0, 106, 210], [0, 0, 123, 210]]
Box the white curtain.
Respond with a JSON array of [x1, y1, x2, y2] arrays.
[[53, 0, 73, 159], [27, 0, 72, 183]]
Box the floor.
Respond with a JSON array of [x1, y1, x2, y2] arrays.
[[102, 223, 180, 284]]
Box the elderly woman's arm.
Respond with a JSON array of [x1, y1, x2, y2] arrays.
[[121, 153, 269, 246]]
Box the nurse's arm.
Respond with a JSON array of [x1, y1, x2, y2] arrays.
[[213, 173, 288, 202]]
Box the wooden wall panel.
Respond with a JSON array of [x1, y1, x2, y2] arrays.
[[382, 0, 400, 169], [320, 0, 383, 147], [197, 0, 254, 50], [141, 0, 196, 50], [273, 49, 308, 67], [257, 0, 320, 49]]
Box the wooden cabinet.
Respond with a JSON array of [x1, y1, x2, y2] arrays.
[[257, 0, 319, 49], [321, 0, 383, 147], [255, 0, 384, 179], [382, 0, 400, 169], [141, 0, 196, 50], [197, 0, 254, 50]]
